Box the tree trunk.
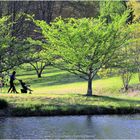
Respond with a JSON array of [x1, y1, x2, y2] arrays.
[[138, 68, 140, 82], [124, 84, 128, 91], [138, 73, 140, 83], [86, 78, 92, 96], [37, 72, 42, 78]]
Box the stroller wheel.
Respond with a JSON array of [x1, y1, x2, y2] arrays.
[[21, 89, 27, 93]]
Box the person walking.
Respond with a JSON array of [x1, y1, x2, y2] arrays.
[[8, 71, 18, 93]]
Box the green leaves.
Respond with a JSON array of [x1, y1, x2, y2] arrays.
[[33, 11, 132, 81]]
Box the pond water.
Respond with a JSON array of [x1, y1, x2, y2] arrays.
[[0, 115, 140, 139]]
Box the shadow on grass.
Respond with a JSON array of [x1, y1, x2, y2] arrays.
[[16, 66, 101, 87], [17, 67, 63, 77], [44, 67, 64, 74], [2, 94, 140, 116], [11, 95, 140, 116], [83, 95, 140, 104], [28, 72, 85, 87], [17, 72, 36, 77], [25, 94, 140, 106]]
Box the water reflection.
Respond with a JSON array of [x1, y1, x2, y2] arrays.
[[0, 115, 140, 139]]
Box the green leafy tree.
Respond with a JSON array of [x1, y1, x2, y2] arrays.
[[100, 0, 126, 16], [107, 23, 140, 91], [118, 47, 135, 91], [34, 12, 133, 96], [28, 48, 51, 78], [100, 0, 127, 23], [0, 16, 16, 73], [129, 23, 140, 82], [27, 38, 52, 78], [99, 0, 140, 91], [0, 16, 30, 75], [127, 1, 140, 82]]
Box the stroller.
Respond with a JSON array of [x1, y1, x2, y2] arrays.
[[19, 80, 33, 94]]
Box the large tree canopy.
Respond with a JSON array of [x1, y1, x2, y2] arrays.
[[33, 11, 134, 96]]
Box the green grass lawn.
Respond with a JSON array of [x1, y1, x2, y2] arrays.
[[0, 66, 140, 116], [2, 66, 139, 95]]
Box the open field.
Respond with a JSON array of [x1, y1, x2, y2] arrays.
[[1, 66, 139, 95], [0, 66, 140, 116]]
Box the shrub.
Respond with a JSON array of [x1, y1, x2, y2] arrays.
[[0, 99, 8, 109]]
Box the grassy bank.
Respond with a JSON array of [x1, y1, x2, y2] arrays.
[[0, 66, 140, 116], [0, 93, 140, 116]]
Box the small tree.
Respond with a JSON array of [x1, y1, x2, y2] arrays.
[[34, 13, 133, 96], [27, 38, 52, 78], [119, 47, 134, 91], [120, 70, 133, 91], [108, 40, 137, 92], [129, 23, 140, 82]]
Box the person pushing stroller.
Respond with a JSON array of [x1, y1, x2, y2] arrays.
[[19, 80, 33, 94], [8, 71, 18, 93]]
